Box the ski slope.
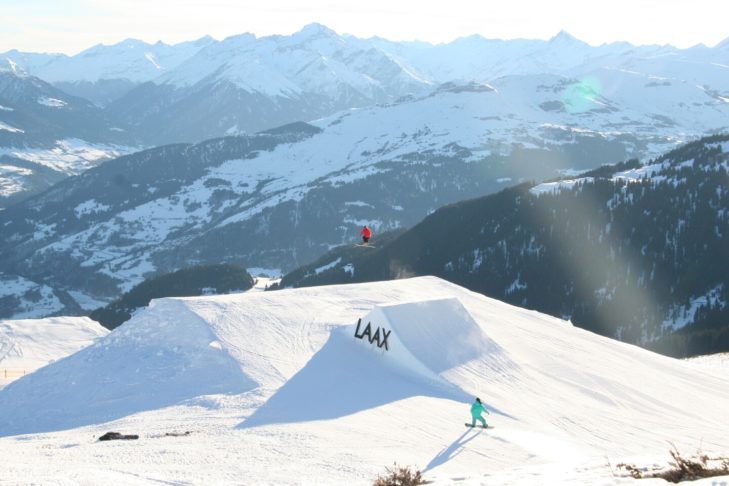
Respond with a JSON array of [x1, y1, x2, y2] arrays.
[[0, 316, 108, 388], [686, 352, 729, 380], [0, 277, 727, 484]]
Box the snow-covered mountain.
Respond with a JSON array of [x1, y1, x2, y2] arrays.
[[372, 30, 729, 99], [0, 51, 63, 77], [0, 71, 130, 146], [1, 25, 728, 183], [1, 36, 214, 106], [108, 24, 433, 145], [0, 316, 108, 388], [4, 25, 729, 147], [370, 30, 616, 81], [0, 277, 726, 484], [39, 36, 215, 84], [1, 75, 728, 318], [0, 71, 136, 206], [98, 25, 729, 145]]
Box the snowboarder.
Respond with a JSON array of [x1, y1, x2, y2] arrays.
[[468, 397, 490, 428], [360, 225, 372, 244]]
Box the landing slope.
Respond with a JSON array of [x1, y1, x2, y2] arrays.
[[0, 277, 727, 484]]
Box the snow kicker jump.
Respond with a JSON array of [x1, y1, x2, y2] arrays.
[[242, 298, 512, 427], [351, 298, 510, 386]]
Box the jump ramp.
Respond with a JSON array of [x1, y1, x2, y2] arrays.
[[351, 297, 506, 382], [243, 297, 512, 427]]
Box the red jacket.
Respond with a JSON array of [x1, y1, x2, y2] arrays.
[[360, 226, 372, 238]]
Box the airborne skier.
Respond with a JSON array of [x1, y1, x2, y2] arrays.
[[360, 225, 372, 244]]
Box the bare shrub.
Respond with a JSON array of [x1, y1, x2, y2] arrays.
[[616, 444, 729, 483], [373, 463, 429, 486]]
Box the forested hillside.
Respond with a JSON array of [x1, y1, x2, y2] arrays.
[[277, 135, 729, 356]]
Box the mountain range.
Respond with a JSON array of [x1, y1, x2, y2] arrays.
[[2, 24, 728, 206], [3, 24, 729, 148]]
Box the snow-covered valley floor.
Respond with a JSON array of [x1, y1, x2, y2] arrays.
[[0, 277, 727, 485]]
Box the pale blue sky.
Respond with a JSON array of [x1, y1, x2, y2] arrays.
[[2, 0, 728, 54]]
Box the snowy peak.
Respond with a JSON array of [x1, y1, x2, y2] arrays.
[[6, 26, 729, 89], [21, 36, 214, 83], [157, 24, 430, 99], [292, 22, 339, 40], [0, 58, 28, 77], [97, 37, 149, 50], [548, 29, 586, 46], [450, 34, 491, 47], [190, 34, 215, 45], [0, 51, 64, 76]]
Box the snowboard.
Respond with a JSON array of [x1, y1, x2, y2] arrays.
[[464, 423, 494, 429]]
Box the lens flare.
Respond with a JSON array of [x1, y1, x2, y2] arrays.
[[562, 76, 603, 114]]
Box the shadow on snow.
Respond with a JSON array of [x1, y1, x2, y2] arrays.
[[239, 330, 472, 428]]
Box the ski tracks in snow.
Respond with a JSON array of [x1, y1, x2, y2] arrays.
[[487, 427, 586, 463], [0, 335, 18, 362]]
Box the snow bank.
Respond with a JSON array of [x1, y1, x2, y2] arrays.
[[0, 299, 253, 435], [0, 316, 107, 388]]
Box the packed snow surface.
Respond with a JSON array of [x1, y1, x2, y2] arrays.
[[686, 352, 729, 380], [0, 317, 108, 388], [0, 277, 727, 485]]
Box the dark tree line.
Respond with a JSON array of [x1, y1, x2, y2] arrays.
[[90, 264, 254, 329]]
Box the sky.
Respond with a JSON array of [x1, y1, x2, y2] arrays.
[[2, 0, 728, 54]]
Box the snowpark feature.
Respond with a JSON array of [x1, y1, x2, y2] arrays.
[[352, 299, 511, 395], [0, 277, 727, 484]]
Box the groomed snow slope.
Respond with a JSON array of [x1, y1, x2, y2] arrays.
[[0, 316, 108, 388], [0, 277, 727, 485]]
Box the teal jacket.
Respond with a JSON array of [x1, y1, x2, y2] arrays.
[[470, 401, 489, 417]]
